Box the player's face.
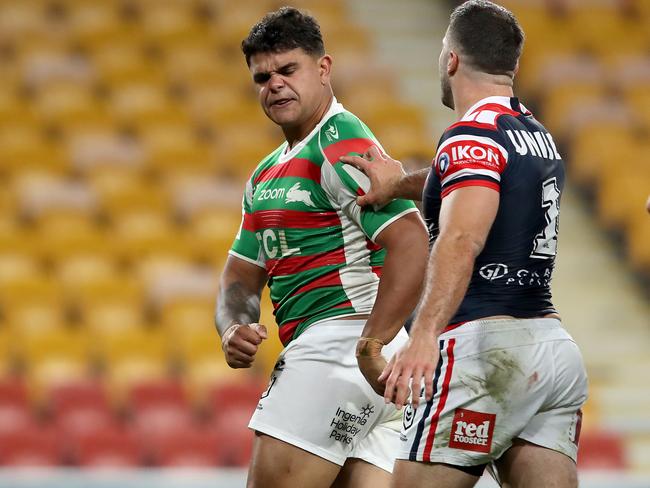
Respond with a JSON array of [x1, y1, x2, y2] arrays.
[[439, 33, 454, 110], [249, 48, 330, 129]]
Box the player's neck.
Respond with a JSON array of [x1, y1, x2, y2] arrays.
[[452, 76, 514, 121], [283, 93, 334, 148]]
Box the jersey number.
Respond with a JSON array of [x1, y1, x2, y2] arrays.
[[530, 177, 560, 259]]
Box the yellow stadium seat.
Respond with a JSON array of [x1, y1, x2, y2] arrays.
[[4, 298, 67, 337], [0, 276, 61, 314], [0, 326, 13, 377], [27, 357, 89, 407], [0, 126, 67, 175], [67, 2, 140, 48], [187, 208, 243, 265], [140, 3, 205, 44], [140, 123, 213, 173], [32, 82, 105, 127], [82, 294, 144, 334], [597, 170, 650, 231], [0, 251, 41, 287], [98, 321, 165, 359], [57, 253, 122, 298], [161, 299, 216, 337], [32, 213, 108, 263], [175, 328, 221, 365], [184, 356, 240, 408], [541, 83, 607, 136], [0, 86, 36, 129], [108, 83, 185, 127], [93, 43, 160, 86], [17, 324, 90, 366], [164, 42, 226, 86], [96, 176, 169, 218], [184, 85, 258, 126]]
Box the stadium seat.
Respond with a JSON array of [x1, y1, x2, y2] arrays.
[[154, 426, 221, 467], [140, 122, 212, 173], [578, 430, 627, 470], [73, 427, 141, 467], [208, 378, 265, 419], [128, 378, 187, 413], [0, 425, 59, 466], [208, 408, 254, 467]]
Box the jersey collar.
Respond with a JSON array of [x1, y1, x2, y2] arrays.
[[279, 97, 346, 164], [462, 95, 529, 120]]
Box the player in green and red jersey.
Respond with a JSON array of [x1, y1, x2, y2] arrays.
[[215, 7, 429, 488]]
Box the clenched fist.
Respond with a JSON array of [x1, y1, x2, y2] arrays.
[[221, 323, 268, 368]]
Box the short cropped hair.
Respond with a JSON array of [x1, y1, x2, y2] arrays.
[[449, 0, 524, 75], [241, 7, 325, 66]]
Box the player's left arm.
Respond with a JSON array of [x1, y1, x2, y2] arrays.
[[382, 186, 499, 408], [356, 211, 429, 396]]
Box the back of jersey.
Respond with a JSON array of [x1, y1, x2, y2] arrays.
[[423, 96, 565, 325]]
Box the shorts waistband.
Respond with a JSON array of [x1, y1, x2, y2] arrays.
[[440, 317, 563, 337]]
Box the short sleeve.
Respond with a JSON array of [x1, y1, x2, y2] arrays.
[[433, 129, 509, 198], [319, 114, 418, 243], [229, 179, 266, 268]]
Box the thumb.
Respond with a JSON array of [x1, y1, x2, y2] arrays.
[[356, 194, 370, 207], [251, 323, 268, 340]]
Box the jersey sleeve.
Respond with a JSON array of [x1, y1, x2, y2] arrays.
[[433, 127, 509, 198], [319, 114, 419, 243], [229, 178, 266, 268]]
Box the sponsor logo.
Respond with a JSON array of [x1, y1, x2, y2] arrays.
[[257, 187, 286, 201], [437, 152, 450, 174], [260, 357, 285, 400], [328, 406, 370, 445], [256, 229, 301, 258], [325, 123, 339, 141], [479, 263, 509, 281], [449, 145, 500, 167], [448, 408, 496, 454], [403, 404, 416, 430], [285, 182, 315, 207]]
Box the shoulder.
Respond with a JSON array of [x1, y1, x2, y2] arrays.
[[319, 111, 379, 163], [249, 143, 286, 185]]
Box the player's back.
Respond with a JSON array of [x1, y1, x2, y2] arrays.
[[424, 96, 565, 326]]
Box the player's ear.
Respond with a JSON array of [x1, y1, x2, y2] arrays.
[[319, 54, 332, 85], [448, 50, 459, 76]]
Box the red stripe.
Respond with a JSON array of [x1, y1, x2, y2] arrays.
[[469, 103, 519, 118], [371, 265, 382, 277], [254, 209, 341, 229], [323, 138, 376, 163], [332, 300, 353, 309], [447, 120, 501, 132], [422, 338, 456, 462], [442, 321, 466, 334], [267, 248, 346, 277], [292, 268, 342, 295], [366, 239, 382, 252], [241, 212, 255, 232], [254, 158, 321, 185], [279, 319, 302, 345], [441, 180, 500, 198]]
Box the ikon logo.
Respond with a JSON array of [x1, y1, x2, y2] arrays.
[[448, 408, 496, 454]]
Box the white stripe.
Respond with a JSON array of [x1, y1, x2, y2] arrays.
[[474, 110, 499, 125], [341, 164, 371, 193], [441, 168, 501, 187], [436, 134, 508, 162], [228, 250, 266, 269], [371, 207, 420, 243]]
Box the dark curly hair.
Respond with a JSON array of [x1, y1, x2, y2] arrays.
[[449, 0, 525, 75], [241, 7, 325, 67]]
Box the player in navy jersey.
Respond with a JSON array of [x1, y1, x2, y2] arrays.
[[344, 1, 587, 487]]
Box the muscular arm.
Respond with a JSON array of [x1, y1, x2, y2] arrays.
[[394, 168, 430, 201], [355, 212, 429, 394], [216, 255, 268, 368], [410, 186, 499, 339], [380, 186, 499, 407], [216, 255, 267, 336]]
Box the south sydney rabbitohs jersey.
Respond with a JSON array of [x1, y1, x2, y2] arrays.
[[230, 99, 418, 345], [423, 96, 565, 326]]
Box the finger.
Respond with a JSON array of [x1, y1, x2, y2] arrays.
[[394, 368, 413, 410], [409, 367, 423, 408], [424, 364, 435, 402], [340, 155, 371, 172], [378, 355, 395, 383], [228, 348, 255, 364], [366, 145, 384, 161], [384, 363, 402, 405], [251, 323, 268, 340], [235, 326, 263, 346]]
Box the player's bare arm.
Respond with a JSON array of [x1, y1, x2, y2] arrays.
[[381, 186, 499, 409], [340, 146, 430, 206], [216, 255, 269, 368], [356, 212, 429, 396]]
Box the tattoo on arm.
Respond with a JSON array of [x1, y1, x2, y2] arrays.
[[215, 281, 261, 336]]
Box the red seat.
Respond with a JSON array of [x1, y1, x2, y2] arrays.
[[154, 425, 221, 467], [49, 380, 108, 414], [208, 379, 264, 418], [128, 378, 187, 412], [0, 381, 33, 436], [74, 427, 141, 467], [578, 430, 626, 470], [0, 425, 59, 466], [0, 379, 28, 408], [208, 408, 254, 467]]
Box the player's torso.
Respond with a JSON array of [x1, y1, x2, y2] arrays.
[[424, 98, 564, 323]]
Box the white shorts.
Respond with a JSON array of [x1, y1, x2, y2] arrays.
[[399, 318, 588, 468], [249, 319, 408, 472]]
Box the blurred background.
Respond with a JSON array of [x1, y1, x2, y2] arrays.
[[0, 0, 647, 486]]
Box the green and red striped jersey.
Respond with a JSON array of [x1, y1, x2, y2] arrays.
[[230, 99, 418, 345]]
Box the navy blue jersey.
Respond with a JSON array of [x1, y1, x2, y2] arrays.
[[423, 96, 564, 326]]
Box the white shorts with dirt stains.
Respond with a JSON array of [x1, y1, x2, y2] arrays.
[[398, 317, 588, 467], [249, 319, 408, 472]]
